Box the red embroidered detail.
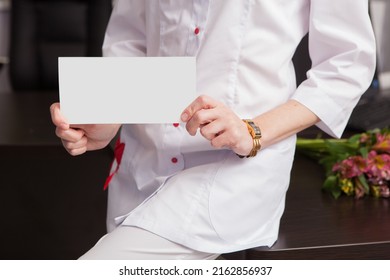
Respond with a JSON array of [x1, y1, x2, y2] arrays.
[[103, 172, 116, 191], [114, 139, 125, 165], [103, 138, 125, 190]]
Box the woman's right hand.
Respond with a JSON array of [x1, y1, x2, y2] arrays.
[[50, 103, 121, 156]]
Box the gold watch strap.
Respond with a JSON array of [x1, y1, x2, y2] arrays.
[[238, 119, 262, 158]]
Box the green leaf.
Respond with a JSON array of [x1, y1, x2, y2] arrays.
[[348, 133, 362, 144], [322, 175, 341, 199], [331, 189, 342, 199], [323, 175, 338, 191], [359, 147, 368, 158], [324, 139, 356, 159]]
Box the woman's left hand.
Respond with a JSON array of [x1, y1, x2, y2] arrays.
[[181, 95, 253, 157]]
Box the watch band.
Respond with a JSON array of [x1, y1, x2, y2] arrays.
[[238, 119, 262, 158]]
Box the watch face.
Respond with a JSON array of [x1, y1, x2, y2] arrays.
[[240, 119, 262, 158], [253, 126, 261, 137], [245, 120, 261, 138]]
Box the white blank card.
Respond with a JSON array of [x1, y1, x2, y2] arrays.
[[59, 57, 196, 124]]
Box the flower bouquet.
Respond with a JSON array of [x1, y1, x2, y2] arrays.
[[296, 128, 390, 199]]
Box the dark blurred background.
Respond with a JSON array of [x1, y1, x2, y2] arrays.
[[0, 0, 389, 260]]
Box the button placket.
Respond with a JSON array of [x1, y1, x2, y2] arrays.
[[164, 124, 184, 172]]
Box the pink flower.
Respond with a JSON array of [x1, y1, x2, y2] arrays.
[[332, 156, 366, 179], [372, 132, 390, 153], [297, 128, 390, 199], [380, 185, 390, 198], [364, 151, 390, 183], [381, 170, 390, 181]]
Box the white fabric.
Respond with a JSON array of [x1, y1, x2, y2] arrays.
[[79, 226, 219, 260], [102, 0, 376, 254]]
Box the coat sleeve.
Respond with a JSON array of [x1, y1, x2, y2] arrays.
[[291, 0, 376, 138], [102, 0, 146, 57]]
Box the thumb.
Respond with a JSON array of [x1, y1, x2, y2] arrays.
[[50, 102, 69, 130]]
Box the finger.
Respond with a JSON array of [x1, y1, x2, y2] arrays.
[[55, 126, 85, 142], [181, 95, 220, 122], [50, 103, 69, 130], [210, 134, 227, 149], [62, 136, 88, 151], [200, 119, 225, 141], [186, 108, 220, 136], [65, 145, 88, 157]]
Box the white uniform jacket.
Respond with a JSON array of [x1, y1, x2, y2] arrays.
[[102, 0, 376, 253]]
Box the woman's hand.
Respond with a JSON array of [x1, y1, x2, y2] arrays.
[[50, 103, 121, 156], [181, 95, 253, 156]]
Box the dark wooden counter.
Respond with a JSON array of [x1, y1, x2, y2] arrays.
[[224, 146, 390, 260], [246, 153, 390, 259]]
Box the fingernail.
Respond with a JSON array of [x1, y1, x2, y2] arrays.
[[181, 113, 188, 122]]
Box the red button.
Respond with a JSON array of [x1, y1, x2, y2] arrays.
[[194, 27, 200, 35], [173, 123, 179, 127], [171, 157, 178, 164]]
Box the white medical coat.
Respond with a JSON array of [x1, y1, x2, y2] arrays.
[[102, 0, 376, 253]]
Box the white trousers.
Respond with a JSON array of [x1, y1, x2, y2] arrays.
[[79, 226, 220, 260]]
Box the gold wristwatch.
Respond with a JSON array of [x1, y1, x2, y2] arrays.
[[238, 119, 262, 158]]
